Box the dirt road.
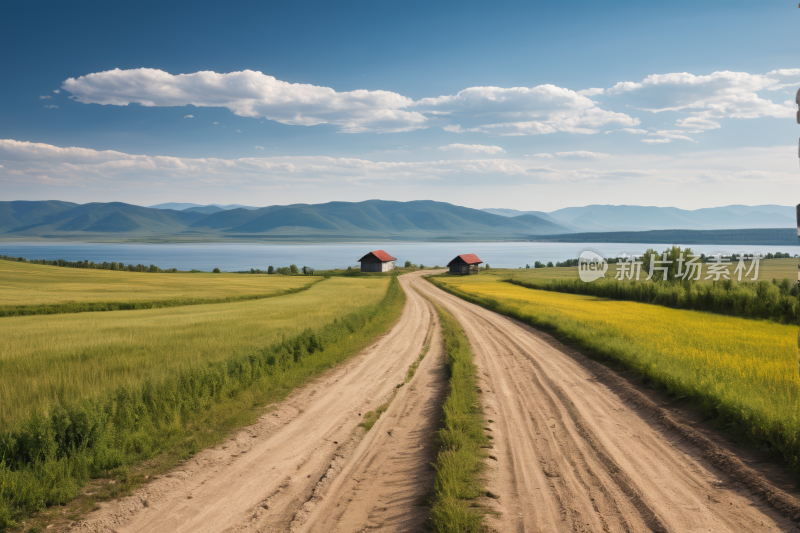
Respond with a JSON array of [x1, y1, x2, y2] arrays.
[[76, 271, 799, 532], [410, 273, 798, 532], [77, 273, 444, 533]]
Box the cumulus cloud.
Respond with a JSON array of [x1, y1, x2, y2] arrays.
[[438, 143, 505, 154], [53, 89, 60, 94], [39, 95, 52, 100], [417, 85, 638, 135], [184, 114, 194, 118], [255, 146, 265, 150], [555, 151, 609, 159], [62, 68, 426, 134], [577, 88, 604, 96], [43, 105, 58, 109], [62, 68, 638, 135], [604, 70, 795, 132], [620, 128, 648, 134]]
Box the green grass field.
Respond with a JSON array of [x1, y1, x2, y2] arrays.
[[429, 273, 800, 470], [0, 277, 389, 426], [0, 261, 315, 311], [0, 269, 404, 529]]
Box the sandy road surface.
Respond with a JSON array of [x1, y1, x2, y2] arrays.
[[411, 273, 799, 533], [75, 271, 799, 533], [76, 273, 443, 533]]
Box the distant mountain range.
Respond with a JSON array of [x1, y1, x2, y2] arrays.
[[482, 205, 796, 231], [0, 200, 571, 241], [0, 200, 794, 243]]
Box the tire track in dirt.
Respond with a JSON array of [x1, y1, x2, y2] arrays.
[[411, 273, 799, 533], [74, 273, 444, 533], [292, 301, 446, 532]]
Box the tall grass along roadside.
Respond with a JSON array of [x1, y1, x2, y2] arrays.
[[430, 304, 489, 533], [0, 276, 405, 529], [506, 276, 800, 324], [428, 275, 800, 473]]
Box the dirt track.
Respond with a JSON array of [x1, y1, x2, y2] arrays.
[[76, 271, 800, 532], [410, 273, 798, 532]]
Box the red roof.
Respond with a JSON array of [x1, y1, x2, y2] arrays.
[[358, 249, 397, 262], [448, 253, 483, 266]]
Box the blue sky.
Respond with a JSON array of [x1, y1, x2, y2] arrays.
[[1, 0, 798, 210]]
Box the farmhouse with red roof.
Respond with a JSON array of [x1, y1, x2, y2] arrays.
[[447, 253, 483, 275], [358, 250, 397, 272]]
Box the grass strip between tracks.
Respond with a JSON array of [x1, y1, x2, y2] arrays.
[[0, 276, 406, 530], [0, 280, 322, 318], [430, 303, 489, 533]]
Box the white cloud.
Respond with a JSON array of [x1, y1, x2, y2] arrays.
[[620, 128, 648, 134], [62, 68, 427, 134], [43, 105, 58, 109], [2, 140, 797, 207], [0, 139, 529, 186], [184, 114, 194, 118], [675, 116, 720, 131], [53, 89, 60, 94], [648, 130, 694, 142], [236, 129, 242, 132], [39, 95, 52, 100], [62, 68, 638, 136], [213, 122, 220, 125], [642, 138, 671, 144], [438, 143, 505, 154], [555, 151, 609, 159], [604, 70, 795, 131], [417, 85, 638, 135], [530, 153, 554, 158], [255, 146, 265, 150], [577, 88, 604, 96]]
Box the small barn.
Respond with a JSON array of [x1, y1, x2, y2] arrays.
[[358, 250, 397, 272], [447, 254, 483, 275]]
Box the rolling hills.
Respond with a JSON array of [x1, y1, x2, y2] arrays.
[[2, 200, 795, 243], [0, 200, 573, 242]]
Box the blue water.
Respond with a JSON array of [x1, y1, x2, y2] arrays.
[[1, 242, 796, 271]]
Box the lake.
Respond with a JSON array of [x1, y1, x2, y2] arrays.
[[1, 242, 797, 271]]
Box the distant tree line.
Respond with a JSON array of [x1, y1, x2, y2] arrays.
[[0, 254, 176, 273], [510, 246, 800, 324]]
